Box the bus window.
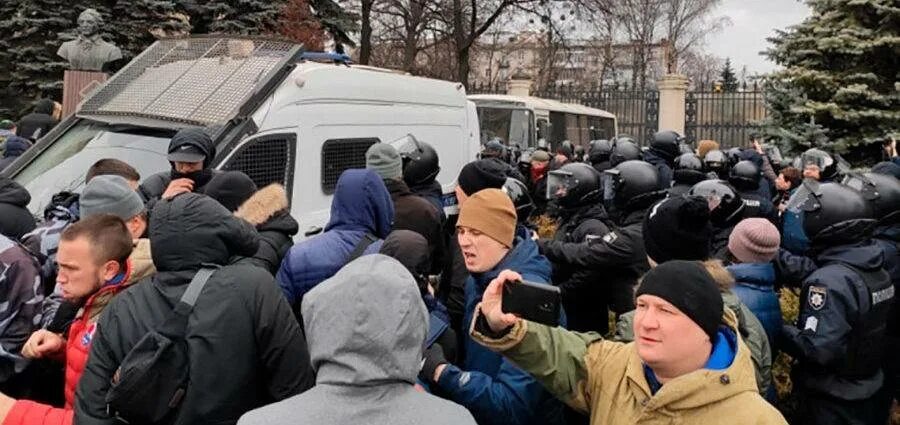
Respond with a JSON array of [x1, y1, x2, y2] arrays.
[[477, 107, 534, 147], [537, 118, 550, 143], [589, 117, 616, 141]]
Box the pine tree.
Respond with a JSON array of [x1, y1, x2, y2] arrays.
[[719, 58, 738, 92], [763, 0, 899, 162], [182, 0, 288, 35], [0, 0, 76, 115], [309, 0, 359, 48]]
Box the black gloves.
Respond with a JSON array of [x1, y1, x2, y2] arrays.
[[420, 343, 448, 383]]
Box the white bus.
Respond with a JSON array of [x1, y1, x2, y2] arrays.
[[468, 94, 617, 149]]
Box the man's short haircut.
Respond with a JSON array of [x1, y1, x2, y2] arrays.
[[61, 214, 133, 265], [86, 159, 141, 184]]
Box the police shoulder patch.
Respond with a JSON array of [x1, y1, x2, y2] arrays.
[[807, 286, 827, 311]]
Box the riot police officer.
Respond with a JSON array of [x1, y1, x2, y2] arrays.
[[502, 177, 535, 226], [799, 148, 840, 182], [669, 153, 706, 196], [729, 160, 777, 223], [539, 160, 663, 323], [480, 139, 527, 183], [846, 170, 900, 415], [689, 179, 746, 259], [588, 139, 613, 173], [537, 163, 611, 333], [609, 139, 642, 167], [644, 130, 681, 189], [399, 137, 443, 216], [780, 181, 894, 425], [703, 149, 729, 180]]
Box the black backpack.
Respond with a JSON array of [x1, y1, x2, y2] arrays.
[[105, 267, 218, 424]]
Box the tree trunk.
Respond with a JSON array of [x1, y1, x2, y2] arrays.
[[359, 0, 374, 64]]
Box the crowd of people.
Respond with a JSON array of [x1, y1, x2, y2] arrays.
[[0, 125, 897, 425]]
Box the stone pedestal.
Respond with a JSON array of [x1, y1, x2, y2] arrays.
[[506, 79, 532, 97], [657, 74, 689, 134], [62, 70, 108, 117]]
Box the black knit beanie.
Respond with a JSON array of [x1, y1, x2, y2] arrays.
[[636, 260, 723, 341], [643, 195, 712, 264], [203, 171, 258, 212], [457, 159, 508, 196]]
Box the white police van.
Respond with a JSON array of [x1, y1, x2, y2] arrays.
[[4, 37, 479, 238]]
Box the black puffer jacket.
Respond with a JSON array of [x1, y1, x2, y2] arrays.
[[138, 128, 221, 203], [235, 184, 299, 275], [539, 203, 613, 333], [0, 177, 36, 240], [74, 194, 315, 425]]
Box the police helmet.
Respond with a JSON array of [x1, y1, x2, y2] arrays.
[[800, 148, 838, 181], [589, 140, 613, 165], [729, 160, 761, 191], [503, 178, 535, 224], [547, 163, 602, 208], [673, 153, 706, 186], [604, 160, 663, 210], [394, 136, 440, 186], [843, 172, 900, 224], [689, 180, 745, 226], [610, 140, 642, 166], [725, 147, 743, 166], [703, 149, 728, 176], [651, 130, 683, 159], [787, 181, 875, 244]]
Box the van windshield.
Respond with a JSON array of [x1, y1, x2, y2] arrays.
[[14, 120, 172, 215], [477, 107, 534, 148]]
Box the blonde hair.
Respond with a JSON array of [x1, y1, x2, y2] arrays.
[[701, 259, 735, 292]]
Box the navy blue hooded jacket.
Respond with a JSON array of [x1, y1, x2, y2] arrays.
[[277, 169, 394, 305], [434, 227, 565, 425]]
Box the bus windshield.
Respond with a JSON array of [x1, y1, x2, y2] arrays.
[[476, 107, 534, 148]]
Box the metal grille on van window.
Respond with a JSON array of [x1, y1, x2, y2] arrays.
[[321, 138, 380, 194], [224, 137, 293, 189], [78, 37, 298, 126]]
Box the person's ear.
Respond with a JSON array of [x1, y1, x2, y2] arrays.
[[101, 260, 122, 282]]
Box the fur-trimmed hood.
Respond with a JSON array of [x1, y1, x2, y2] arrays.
[[235, 184, 290, 226]]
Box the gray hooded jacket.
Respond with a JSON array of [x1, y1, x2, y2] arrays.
[[238, 254, 475, 425]]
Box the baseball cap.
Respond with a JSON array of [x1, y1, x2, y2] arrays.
[[167, 144, 206, 163]]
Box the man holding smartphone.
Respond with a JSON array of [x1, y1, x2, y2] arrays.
[[419, 188, 566, 425]]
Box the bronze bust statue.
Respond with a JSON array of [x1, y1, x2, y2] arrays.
[[57, 9, 123, 72]]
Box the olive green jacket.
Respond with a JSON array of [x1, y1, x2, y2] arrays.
[[614, 290, 773, 397], [470, 308, 786, 425]]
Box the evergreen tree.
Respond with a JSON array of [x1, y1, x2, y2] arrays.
[[177, 0, 287, 35], [719, 57, 738, 92], [0, 0, 75, 115], [763, 0, 899, 161], [309, 0, 359, 48]]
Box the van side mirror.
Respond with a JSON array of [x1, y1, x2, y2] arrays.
[[304, 226, 323, 237]]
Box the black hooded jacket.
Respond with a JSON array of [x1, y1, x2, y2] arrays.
[[16, 100, 57, 141], [138, 129, 221, 203], [642, 150, 675, 190], [0, 178, 36, 240], [74, 194, 315, 425], [234, 184, 299, 275]]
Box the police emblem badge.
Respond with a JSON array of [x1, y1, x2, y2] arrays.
[[808, 286, 827, 311]]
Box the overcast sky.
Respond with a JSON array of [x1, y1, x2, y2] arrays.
[[705, 0, 811, 76]]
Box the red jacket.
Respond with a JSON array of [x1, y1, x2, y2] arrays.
[[3, 263, 133, 425]]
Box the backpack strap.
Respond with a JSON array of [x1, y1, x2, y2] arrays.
[[173, 267, 217, 316], [347, 233, 378, 263]]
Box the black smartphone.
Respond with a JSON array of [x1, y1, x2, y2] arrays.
[[502, 280, 561, 327]]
